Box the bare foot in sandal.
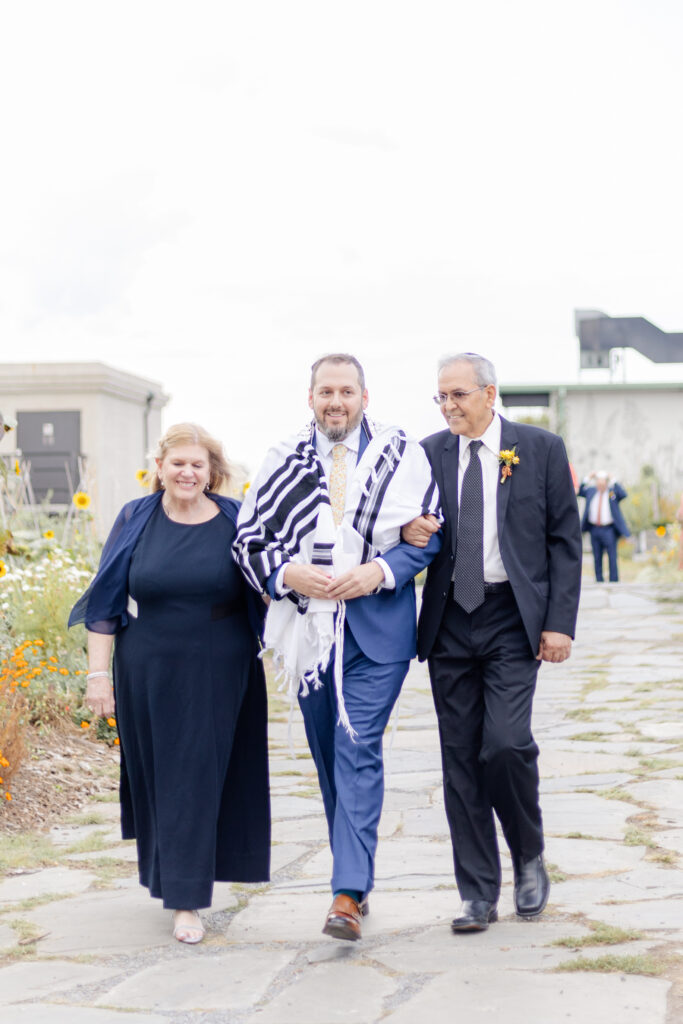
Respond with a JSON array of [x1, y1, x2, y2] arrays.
[[173, 909, 204, 944]]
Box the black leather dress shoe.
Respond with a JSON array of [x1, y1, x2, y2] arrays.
[[451, 900, 498, 932], [513, 854, 550, 917]]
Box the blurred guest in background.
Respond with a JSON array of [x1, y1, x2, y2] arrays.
[[578, 470, 630, 582]]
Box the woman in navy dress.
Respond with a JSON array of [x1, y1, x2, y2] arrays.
[[69, 424, 270, 944]]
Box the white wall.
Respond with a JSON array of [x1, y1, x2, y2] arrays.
[[0, 362, 167, 538]]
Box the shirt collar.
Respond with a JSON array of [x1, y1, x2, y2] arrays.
[[459, 411, 501, 459], [315, 423, 361, 458]]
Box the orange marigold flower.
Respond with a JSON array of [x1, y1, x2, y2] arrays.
[[114, 737, 120, 746], [5, 792, 12, 801], [49, 656, 58, 663], [47, 666, 57, 672], [80, 720, 90, 729], [0, 756, 9, 767], [34, 640, 45, 646], [107, 717, 116, 728], [655, 525, 667, 537], [59, 668, 69, 675]]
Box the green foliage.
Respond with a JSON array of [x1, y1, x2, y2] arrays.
[[555, 953, 664, 975]]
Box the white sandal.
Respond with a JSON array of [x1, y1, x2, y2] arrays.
[[173, 909, 204, 944]]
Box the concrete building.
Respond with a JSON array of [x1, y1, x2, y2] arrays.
[[500, 382, 683, 495], [0, 362, 168, 537]]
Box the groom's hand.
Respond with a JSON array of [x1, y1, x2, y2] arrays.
[[325, 562, 385, 600], [283, 564, 333, 599], [536, 631, 572, 663], [401, 514, 441, 548]]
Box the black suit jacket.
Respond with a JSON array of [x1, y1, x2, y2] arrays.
[[417, 416, 582, 660]]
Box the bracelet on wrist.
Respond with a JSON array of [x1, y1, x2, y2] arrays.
[[87, 671, 111, 681]]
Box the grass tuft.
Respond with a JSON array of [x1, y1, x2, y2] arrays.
[[555, 953, 664, 976], [552, 921, 643, 948]]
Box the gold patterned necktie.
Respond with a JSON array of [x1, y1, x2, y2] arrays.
[[329, 443, 348, 527]]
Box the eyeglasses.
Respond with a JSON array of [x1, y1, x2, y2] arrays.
[[433, 386, 487, 406]]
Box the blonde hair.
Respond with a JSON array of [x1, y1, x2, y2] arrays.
[[151, 423, 230, 493]]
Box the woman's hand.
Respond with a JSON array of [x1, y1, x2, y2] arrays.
[[86, 676, 115, 718]]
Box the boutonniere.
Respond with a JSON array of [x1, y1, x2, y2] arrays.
[[498, 447, 520, 485]]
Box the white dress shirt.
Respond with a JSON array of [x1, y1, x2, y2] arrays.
[[588, 489, 613, 526], [457, 412, 508, 583], [275, 424, 395, 593]]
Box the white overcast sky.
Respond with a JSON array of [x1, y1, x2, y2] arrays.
[[1, 0, 682, 473]]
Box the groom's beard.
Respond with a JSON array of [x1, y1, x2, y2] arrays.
[[314, 407, 363, 443]]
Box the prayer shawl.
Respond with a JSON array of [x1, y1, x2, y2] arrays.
[[233, 416, 440, 734]]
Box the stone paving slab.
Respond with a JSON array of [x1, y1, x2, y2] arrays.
[[541, 791, 635, 839], [66, 843, 139, 863], [10, 1009, 168, 1024], [0, 922, 17, 948], [383, 968, 670, 1023], [0, 960, 120, 1006], [0, 867, 98, 904], [95, 949, 295, 1011], [543, 835, 647, 874], [252, 962, 397, 1024]]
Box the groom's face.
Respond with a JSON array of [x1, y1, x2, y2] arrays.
[[309, 361, 369, 442], [437, 361, 496, 438]]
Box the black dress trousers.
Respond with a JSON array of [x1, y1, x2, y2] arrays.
[[428, 585, 543, 902]]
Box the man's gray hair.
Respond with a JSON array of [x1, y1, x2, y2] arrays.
[[437, 352, 497, 389]]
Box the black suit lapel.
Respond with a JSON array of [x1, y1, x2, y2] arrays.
[[442, 433, 460, 553], [496, 415, 518, 542]]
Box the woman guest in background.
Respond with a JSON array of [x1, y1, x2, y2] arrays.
[[69, 423, 270, 944]]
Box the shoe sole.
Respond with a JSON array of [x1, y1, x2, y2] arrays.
[[451, 909, 498, 933], [322, 917, 361, 941]]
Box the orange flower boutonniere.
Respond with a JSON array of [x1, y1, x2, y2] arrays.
[[498, 447, 520, 485]]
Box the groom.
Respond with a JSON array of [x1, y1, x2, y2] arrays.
[[404, 352, 581, 932], [234, 353, 440, 941]]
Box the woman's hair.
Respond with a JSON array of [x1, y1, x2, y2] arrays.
[[151, 423, 230, 493]]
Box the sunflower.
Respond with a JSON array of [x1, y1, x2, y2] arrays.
[[73, 492, 91, 510]]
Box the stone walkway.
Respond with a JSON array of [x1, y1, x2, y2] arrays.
[[1, 583, 683, 1023]]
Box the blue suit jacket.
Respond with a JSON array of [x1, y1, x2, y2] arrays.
[[418, 417, 582, 659], [578, 482, 631, 538], [267, 425, 441, 664]]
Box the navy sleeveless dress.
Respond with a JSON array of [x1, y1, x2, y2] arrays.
[[113, 503, 269, 909]]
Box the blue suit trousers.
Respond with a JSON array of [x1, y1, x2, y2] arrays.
[[589, 524, 619, 581], [298, 625, 409, 897]]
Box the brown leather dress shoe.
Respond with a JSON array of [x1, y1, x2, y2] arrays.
[[322, 894, 362, 941]]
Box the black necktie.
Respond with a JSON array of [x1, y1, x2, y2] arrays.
[[452, 439, 485, 613]]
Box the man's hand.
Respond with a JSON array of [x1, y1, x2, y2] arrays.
[[401, 514, 441, 548], [325, 562, 385, 600], [283, 564, 333, 599], [536, 631, 572, 663]]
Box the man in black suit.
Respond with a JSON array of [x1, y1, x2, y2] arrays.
[[403, 353, 582, 932]]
